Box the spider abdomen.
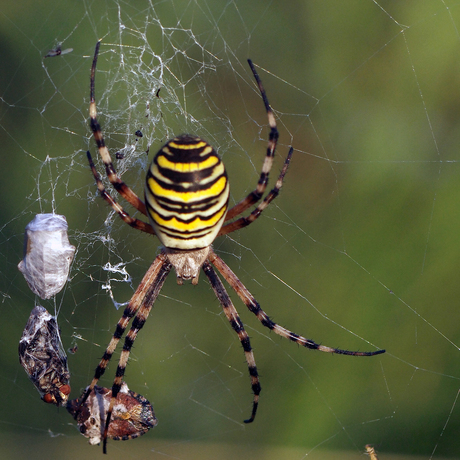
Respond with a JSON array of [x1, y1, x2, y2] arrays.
[[145, 134, 229, 249]]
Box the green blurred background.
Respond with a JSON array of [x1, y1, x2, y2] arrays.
[[2, 1, 460, 459]]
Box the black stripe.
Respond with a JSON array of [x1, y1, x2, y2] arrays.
[[241, 336, 252, 353], [154, 226, 213, 240], [123, 335, 135, 351], [160, 147, 217, 162], [131, 315, 146, 331], [151, 164, 224, 189], [152, 206, 224, 224], [147, 173, 226, 196], [114, 323, 125, 339], [248, 366, 258, 378], [95, 364, 107, 379], [154, 196, 222, 214]]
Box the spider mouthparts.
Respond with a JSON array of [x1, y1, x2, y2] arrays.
[[164, 247, 209, 285]]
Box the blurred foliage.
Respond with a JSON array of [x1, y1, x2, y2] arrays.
[[2, 1, 460, 459]]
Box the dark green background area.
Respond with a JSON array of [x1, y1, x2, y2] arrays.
[[2, 1, 460, 459]]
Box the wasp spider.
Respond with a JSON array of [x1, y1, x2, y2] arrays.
[[80, 40, 385, 453]]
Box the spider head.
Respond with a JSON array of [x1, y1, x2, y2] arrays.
[[163, 247, 210, 285]]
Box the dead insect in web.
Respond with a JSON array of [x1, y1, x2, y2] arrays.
[[115, 151, 125, 160], [67, 383, 157, 445], [45, 44, 73, 58], [18, 305, 71, 406], [135, 130, 143, 138], [18, 214, 76, 299]]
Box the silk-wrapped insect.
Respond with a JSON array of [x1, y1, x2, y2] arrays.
[[18, 214, 75, 299], [67, 383, 157, 445], [19, 305, 71, 406]]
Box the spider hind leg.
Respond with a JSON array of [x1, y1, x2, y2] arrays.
[[209, 249, 385, 357], [202, 260, 261, 423]]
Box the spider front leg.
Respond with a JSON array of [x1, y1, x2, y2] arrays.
[[89, 40, 148, 216], [202, 261, 260, 423], [209, 249, 385, 356], [224, 59, 279, 223], [219, 146, 293, 237]]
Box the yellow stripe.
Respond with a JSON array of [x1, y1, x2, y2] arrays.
[[148, 175, 227, 203], [157, 153, 219, 172], [151, 206, 227, 232], [168, 140, 208, 150]]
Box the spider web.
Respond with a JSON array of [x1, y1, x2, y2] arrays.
[[2, 1, 460, 459]]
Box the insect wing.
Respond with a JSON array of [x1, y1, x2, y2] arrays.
[[44, 44, 73, 58]]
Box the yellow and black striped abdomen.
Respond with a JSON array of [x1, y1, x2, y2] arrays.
[[145, 135, 229, 249]]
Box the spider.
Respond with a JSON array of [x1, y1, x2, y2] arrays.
[[80, 40, 385, 453]]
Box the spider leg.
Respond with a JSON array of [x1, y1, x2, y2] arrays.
[[225, 59, 279, 222], [219, 147, 292, 236], [90, 40, 147, 216], [209, 250, 385, 357], [87, 151, 155, 234], [77, 254, 170, 449], [102, 255, 172, 453], [202, 260, 260, 424]]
